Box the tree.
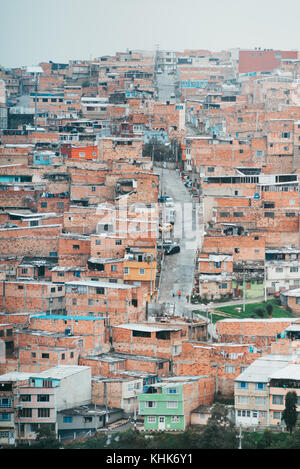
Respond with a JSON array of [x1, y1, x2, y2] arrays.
[[197, 403, 238, 449], [33, 425, 60, 449], [254, 307, 265, 318], [266, 303, 273, 318], [282, 391, 298, 434]]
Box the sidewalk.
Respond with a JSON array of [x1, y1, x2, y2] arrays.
[[185, 296, 272, 311]]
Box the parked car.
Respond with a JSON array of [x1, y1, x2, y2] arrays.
[[157, 240, 173, 249], [158, 195, 173, 203], [165, 244, 180, 255]]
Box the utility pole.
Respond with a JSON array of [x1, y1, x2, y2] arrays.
[[243, 263, 246, 313], [34, 73, 38, 133], [236, 425, 243, 449], [264, 259, 267, 302], [133, 390, 137, 430]]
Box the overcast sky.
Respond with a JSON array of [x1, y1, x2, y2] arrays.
[[1, 0, 300, 68]]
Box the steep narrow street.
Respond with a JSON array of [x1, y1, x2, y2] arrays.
[[154, 167, 204, 316]]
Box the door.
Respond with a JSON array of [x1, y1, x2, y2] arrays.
[[158, 416, 165, 431]]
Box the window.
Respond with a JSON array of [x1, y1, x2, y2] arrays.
[[51, 287, 55, 292], [234, 212, 244, 217], [139, 268, 145, 275], [0, 398, 11, 408], [63, 416, 73, 423], [96, 287, 105, 294], [282, 132, 290, 138], [167, 388, 178, 394], [220, 212, 230, 218], [37, 395, 50, 402], [145, 401, 156, 408], [272, 395, 284, 405], [238, 382, 248, 389], [264, 202, 275, 209], [132, 330, 151, 338], [41, 202, 47, 208], [171, 416, 180, 423], [275, 268, 283, 273], [148, 416, 156, 423], [255, 150, 264, 157], [238, 396, 249, 405], [38, 408, 50, 418], [167, 401, 178, 409], [111, 265, 117, 272], [73, 245, 80, 250], [290, 267, 298, 273], [273, 411, 281, 420], [219, 283, 228, 289], [91, 186, 96, 192], [88, 299, 95, 305], [286, 212, 295, 217], [0, 413, 11, 421], [225, 365, 235, 374], [116, 240, 122, 245], [19, 409, 32, 418], [57, 202, 64, 209], [124, 267, 130, 274], [61, 353, 65, 360], [42, 380, 52, 388], [96, 240, 101, 245], [255, 397, 266, 406], [264, 212, 274, 218], [84, 416, 93, 423], [20, 395, 31, 402], [42, 353, 49, 359]]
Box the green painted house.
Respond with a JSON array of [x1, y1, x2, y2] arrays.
[[138, 376, 208, 432]]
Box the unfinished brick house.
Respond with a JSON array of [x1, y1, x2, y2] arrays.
[[110, 323, 184, 360], [0, 280, 65, 315], [65, 280, 146, 324], [172, 341, 265, 398], [215, 318, 294, 348], [80, 351, 170, 378]]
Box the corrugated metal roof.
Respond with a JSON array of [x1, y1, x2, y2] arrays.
[[235, 355, 292, 383]]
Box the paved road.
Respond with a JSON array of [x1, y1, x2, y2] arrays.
[[155, 71, 176, 103], [155, 167, 204, 316]]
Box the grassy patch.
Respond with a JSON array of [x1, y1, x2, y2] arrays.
[[193, 299, 295, 323]]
